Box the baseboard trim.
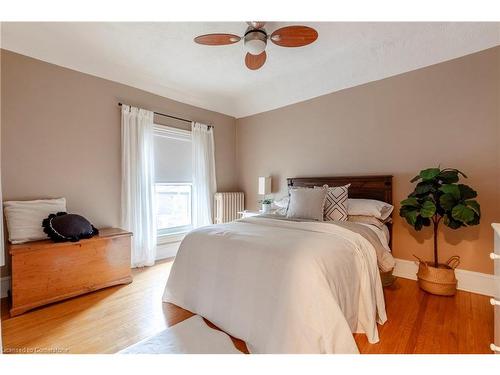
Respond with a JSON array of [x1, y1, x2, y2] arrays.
[[1, 276, 11, 299], [156, 241, 180, 261], [393, 258, 495, 297]]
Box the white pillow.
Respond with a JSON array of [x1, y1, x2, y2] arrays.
[[348, 215, 391, 229], [347, 198, 393, 220], [287, 187, 328, 221], [4, 198, 67, 244], [271, 196, 289, 216], [273, 196, 289, 209]]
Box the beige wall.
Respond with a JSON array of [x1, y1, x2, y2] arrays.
[[236, 46, 500, 275], [0, 49, 237, 277], [1, 46, 498, 277]]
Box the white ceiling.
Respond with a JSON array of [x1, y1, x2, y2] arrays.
[[2, 22, 499, 118]]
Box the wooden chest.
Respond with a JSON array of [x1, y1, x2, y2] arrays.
[[8, 228, 133, 317]]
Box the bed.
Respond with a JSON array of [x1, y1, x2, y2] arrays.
[[163, 175, 395, 354]]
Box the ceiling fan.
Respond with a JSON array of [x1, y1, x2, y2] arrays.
[[194, 22, 318, 70]]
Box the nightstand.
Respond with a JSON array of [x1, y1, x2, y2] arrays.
[[238, 210, 262, 218]]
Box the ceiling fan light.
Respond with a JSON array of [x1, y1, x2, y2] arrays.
[[245, 39, 266, 55], [244, 30, 267, 55]]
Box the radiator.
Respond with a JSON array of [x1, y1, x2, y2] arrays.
[[214, 192, 244, 224]]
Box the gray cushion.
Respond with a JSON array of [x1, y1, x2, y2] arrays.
[[286, 187, 328, 221]]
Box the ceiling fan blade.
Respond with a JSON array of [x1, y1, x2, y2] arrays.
[[245, 51, 267, 70], [194, 33, 241, 45], [270, 26, 318, 47]]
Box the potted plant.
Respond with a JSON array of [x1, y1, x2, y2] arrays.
[[399, 167, 481, 296], [259, 198, 273, 213]]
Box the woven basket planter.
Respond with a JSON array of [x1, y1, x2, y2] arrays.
[[415, 255, 460, 296]]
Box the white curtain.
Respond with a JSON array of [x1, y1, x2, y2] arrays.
[[192, 122, 217, 227], [121, 105, 157, 267]]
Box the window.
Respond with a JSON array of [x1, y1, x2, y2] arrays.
[[155, 183, 192, 235], [154, 125, 192, 237]]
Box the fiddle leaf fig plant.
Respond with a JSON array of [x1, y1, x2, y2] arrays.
[[399, 168, 481, 267]]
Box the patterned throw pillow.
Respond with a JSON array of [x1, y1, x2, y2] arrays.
[[316, 184, 350, 221]]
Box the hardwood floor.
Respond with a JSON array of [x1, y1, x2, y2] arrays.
[[354, 278, 493, 354], [1, 259, 493, 354]]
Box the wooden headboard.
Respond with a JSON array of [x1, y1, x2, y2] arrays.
[[287, 175, 394, 247], [287, 175, 393, 204]]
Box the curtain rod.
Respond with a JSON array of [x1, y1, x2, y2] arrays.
[[118, 102, 212, 128]]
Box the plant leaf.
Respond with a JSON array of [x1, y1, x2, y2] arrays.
[[419, 168, 440, 181], [445, 214, 463, 229], [439, 184, 460, 199], [448, 168, 467, 179], [438, 170, 459, 183], [443, 214, 449, 226], [469, 213, 480, 226], [465, 200, 481, 216], [403, 209, 418, 227], [399, 206, 415, 215], [410, 174, 421, 183], [414, 216, 424, 231], [451, 204, 475, 223], [439, 193, 456, 211], [414, 181, 434, 195], [401, 197, 419, 207], [458, 184, 477, 200], [420, 200, 436, 218]]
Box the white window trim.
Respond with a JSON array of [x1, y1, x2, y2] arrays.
[[157, 232, 187, 246], [154, 124, 191, 141], [158, 224, 193, 237]]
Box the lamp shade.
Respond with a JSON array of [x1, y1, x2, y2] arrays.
[[258, 176, 272, 195]]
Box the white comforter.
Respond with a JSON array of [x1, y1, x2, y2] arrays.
[[163, 217, 387, 354]]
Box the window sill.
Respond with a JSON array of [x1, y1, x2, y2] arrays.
[[157, 231, 187, 245]]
